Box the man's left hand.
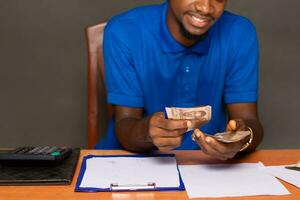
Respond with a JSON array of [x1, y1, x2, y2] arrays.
[[193, 119, 249, 160]]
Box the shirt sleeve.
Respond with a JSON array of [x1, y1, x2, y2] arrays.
[[103, 20, 143, 107], [224, 18, 259, 104]]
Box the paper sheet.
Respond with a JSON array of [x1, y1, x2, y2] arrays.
[[265, 165, 300, 188], [79, 156, 181, 189], [178, 163, 290, 198]]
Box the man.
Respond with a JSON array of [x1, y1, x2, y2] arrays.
[[97, 0, 264, 160]]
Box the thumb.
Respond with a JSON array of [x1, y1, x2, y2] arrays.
[[226, 120, 237, 131], [192, 128, 204, 141]]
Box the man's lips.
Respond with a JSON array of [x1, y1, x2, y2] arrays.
[[186, 13, 212, 28]]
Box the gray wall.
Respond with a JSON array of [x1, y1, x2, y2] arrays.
[[0, 0, 299, 149]]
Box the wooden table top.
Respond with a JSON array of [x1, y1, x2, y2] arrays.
[[0, 149, 300, 200]]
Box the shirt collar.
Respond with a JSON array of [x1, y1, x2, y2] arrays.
[[160, 2, 211, 55]]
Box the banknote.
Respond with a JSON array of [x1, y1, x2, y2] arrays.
[[192, 130, 251, 143], [212, 130, 251, 143], [165, 106, 211, 120], [165, 106, 212, 131]]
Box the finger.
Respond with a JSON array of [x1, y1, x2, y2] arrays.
[[157, 143, 181, 151], [205, 136, 227, 154], [158, 146, 176, 152], [192, 130, 208, 153], [203, 136, 231, 160], [150, 126, 187, 138], [189, 119, 208, 130], [205, 137, 237, 159], [152, 137, 182, 149], [193, 130, 228, 160], [226, 120, 237, 131], [153, 116, 190, 131], [161, 128, 188, 138]]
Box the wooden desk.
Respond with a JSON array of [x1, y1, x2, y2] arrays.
[[0, 150, 300, 200]]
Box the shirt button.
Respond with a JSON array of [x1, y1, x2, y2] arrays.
[[185, 66, 190, 73]]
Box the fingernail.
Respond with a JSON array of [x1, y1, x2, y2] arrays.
[[230, 120, 237, 130], [191, 134, 196, 141], [195, 130, 201, 138], [206, 137, 211, 143], [187, 121, 192, 128]]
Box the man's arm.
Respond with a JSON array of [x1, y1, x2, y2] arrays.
[[193, 103, 264, 160], [114, 106, 153, 152], [227, 103, 264, 153], [114, 106, 190, 153]]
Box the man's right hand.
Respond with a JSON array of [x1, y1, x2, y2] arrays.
[[148, 112, 190, 152]]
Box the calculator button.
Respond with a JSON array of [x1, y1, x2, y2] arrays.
[[41, 146, 52, 154], [59, 148, 69, 154], [13, 147, 26, 154], [31, 146, 43, 154], [45, 147, 55, 154], [38, 146, 49, 154], [51, 151, 61, 156], [47, 146, 59, 154], [28, 148, 38, 154], [23, 147, 35, 154], [17, 147, 31, 154]]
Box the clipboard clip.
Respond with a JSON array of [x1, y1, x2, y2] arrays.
[[110, 182, 156, 191]]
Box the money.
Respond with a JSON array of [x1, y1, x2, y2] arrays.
[[165, 106, 212, 121], [165, 106, 212, 131], [212, 130, 251, 143], [192, 130, 251, 143]]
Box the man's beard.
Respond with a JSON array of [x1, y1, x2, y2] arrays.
[[179, 22, 207, 41]]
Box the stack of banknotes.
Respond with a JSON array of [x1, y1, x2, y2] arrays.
[[212, 131, 250, 143], [165, 106, 250, 143]]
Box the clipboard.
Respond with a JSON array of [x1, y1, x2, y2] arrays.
[[75, 154, 185, 192]]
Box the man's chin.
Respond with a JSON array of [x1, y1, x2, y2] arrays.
[[188, 25, 211, 36], [189, 30, 208, 37], [182, 29, 208, 41], [187, 28, 208, 37]]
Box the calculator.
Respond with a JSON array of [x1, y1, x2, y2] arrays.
[[0, 146, 72, 165]]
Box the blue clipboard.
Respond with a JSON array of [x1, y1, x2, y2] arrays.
[[75, 154, 185, 192]]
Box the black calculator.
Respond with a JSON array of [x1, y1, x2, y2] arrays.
[[0, 146, 72, 165]]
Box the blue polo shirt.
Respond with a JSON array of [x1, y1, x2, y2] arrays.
[[95, 1, 259, 150]]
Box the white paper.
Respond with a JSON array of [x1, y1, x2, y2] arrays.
[[179, 163, 290, 199], [79, 156, 181, 189], [265, 165, 300, 188]]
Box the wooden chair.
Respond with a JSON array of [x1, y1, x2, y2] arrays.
[[85, 22, 112, 148]]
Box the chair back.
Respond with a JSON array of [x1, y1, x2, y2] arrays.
[[85, 22, 112, 148]]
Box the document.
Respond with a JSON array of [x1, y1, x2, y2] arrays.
[[178, 163, 290, 198], [265, 165, 300, 188], [76, 154, 183, 192]]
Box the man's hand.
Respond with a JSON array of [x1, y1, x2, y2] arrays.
[[148, 112, 191, 152], [193, 119, 250, 160]]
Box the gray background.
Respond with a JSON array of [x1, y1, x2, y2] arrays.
[[0, 0, 299, 149]]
